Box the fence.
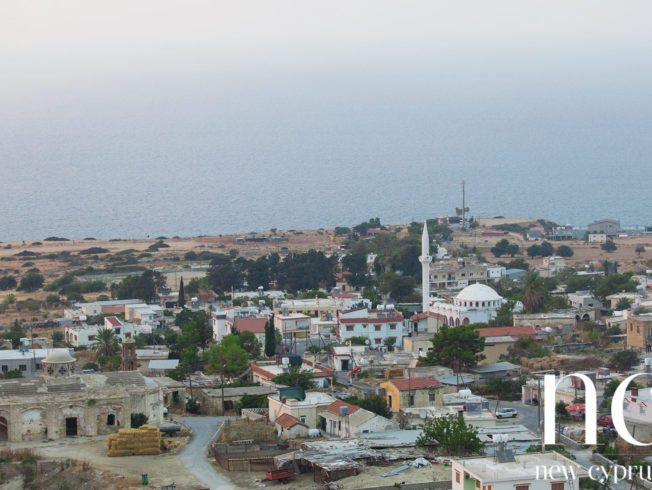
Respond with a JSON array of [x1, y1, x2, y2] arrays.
[[354, 481, 453, 490]]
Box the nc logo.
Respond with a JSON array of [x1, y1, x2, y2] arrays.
[[544, 373, 651, 447]]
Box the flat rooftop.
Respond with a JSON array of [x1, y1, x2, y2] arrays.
[[454, 452, 587, 482], [0, 348, 73, 361]]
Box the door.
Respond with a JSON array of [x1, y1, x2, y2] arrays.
[[341, 359, 349, 371], [65, 417, 78, 437], [0, 416, 8, 441]]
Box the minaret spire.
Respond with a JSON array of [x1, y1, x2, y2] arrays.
[[419, 221, 432, 313]]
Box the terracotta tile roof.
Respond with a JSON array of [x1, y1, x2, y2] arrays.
[[105, 316, 122, 327], [388, 376, 442, 391], [234, 317, 267, 334], [324, 399, 360, 415], [474, 326, 536, 338], [275, 413, 307, 429]]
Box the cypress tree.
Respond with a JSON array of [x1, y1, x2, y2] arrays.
[[178, 277, 186, 308], [264, 314, 276, 358]]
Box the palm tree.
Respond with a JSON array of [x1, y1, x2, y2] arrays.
[[520, 272, 547, 313], [92, 328, 120, 365]]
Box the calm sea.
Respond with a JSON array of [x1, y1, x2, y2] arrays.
[[1, 48, 651, 241]]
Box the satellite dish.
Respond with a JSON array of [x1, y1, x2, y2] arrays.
[[365, 339, 370, 345]]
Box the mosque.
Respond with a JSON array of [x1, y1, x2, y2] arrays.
[[0, 350, 163, 442], [419, 222, 511, 326]]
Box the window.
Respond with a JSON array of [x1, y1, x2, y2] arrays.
[[429, 393, 436, 402], [362, 324, 367, 328], [300, 416, 306, 423], [456, 471, 461, 484], [338, 421, 341, 430], [375, 338, 382, 344], [107, 414, 115, 426], [390, 324, 396, 330], [375, 325, 381, 331], [115, 328, 121, 334], [19, 364, 27, 372], [1, 365, 7, 372], [88, 335, 96, 341], [515, 485, 530, 490], [637, 326, 640, 334], [476, 480, 481, 488], [641, 405, 646, 415], [409, 395, 414, 406], [346, 325, 354, 332], [551, 483, 564, 490]]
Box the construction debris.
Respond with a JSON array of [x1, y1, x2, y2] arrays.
[[107, 424, 161, 457]]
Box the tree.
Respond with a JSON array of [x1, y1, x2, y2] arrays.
[[0, 369, 23, 379], [416, 413, 482, 455], [51, 330, 64, 346], [272, 365, 316, 390], [539, 241, 554, 257], [527, 244, 541, 258], [616, 298, 632, 310], [207, 341, 249, 411], [420, 325, 485, 379], [0, 276, 17, 290], [348, 395, 393, 419], [520, 272, 548, 313], [609, 350, 639, 371], [601, 240, 617, 253], [2, 293, 16, 306], [491, 239, 510, 258], [92, 328, 120, 367], [130, 413, 148, 428], [635, 245, 646, 256], [491, 300, 515, 327], [264, 315, 276, 357], [18, 272, 44, 292], [342, 253, 370, 288], [238, 330, 262, 359], [556, 245, 574, 258], [178, 277, 186, 308], [383, 337, 396, 352], [175, 310, 212, 349]]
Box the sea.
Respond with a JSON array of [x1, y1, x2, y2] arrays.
[[1, 44, 651, 241]]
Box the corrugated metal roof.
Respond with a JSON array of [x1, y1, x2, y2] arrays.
[[148, 359, 180, 370]]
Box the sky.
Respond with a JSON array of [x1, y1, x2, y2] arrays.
[[2, 1, 652, 120]]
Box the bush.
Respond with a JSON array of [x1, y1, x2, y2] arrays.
[[130, 413, 148, 428], [78, 247, 109, 255], [186, 398, 200, 414]]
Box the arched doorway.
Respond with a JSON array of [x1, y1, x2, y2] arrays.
[[0, 416, 9, 441], [107, 414, 115, 426]]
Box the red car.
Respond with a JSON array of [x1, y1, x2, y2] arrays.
[[597, 414, 613, 427]]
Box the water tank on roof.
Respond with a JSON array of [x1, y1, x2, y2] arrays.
[[458, 389, 472, 397], [493, 434, 509, 443], [340, 406, 349, 416]]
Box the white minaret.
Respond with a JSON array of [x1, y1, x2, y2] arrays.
[[419, 221, 432, 313]]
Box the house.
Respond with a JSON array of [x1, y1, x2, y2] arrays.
[[402, 334, 434, 357], [468, 361, 520, 383], [513, 307, 598, 328], [380, 376, 447, 411], [331, 345, 367, 371], [338, 307, 405, 348], [567, 291, 603, 310], [198, 385, 278, 415], [63, 299, 143, 319], [268, 391, 335, 429], [474, 326, 537, 364], [64, 317, 142, 347], [142, 359, 179, 376], [451, 452, 587, 490], [250, 358, 334, 388], [124, 304, 163, 325], [587, 218, 620, 235], [275, 313, 312, 340], [622, 386, 652, 442], [274, 413, 309, 440], [409, 311, 443, 335], [588, 233, 607, 244], [232, 317, 267, 343], [625, 312, 652, 353], [319, 399, 397, 438]]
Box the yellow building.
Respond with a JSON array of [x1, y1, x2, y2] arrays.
[[380, 376, 447, 411]]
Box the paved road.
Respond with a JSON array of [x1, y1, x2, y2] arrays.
[[175, 416, 237, 490], [495, 400, 542, 433]]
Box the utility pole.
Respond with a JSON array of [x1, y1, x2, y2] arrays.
[[462, 180, 466, 230]]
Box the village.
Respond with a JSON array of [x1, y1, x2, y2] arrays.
[[0, 215, 651, 489]]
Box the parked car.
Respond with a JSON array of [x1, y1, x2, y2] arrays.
[[597, 414, 613, 427], [496, 407, 518, 419]]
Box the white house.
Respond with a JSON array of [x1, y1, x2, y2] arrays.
[[451, 452, 587, 490], [64, 317, 142, 347], [338, 307, 405, 348], [319, 399, 397, 438], [623, 386, 652, 442]]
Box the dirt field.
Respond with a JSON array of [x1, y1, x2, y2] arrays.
[[4, 435, 208, 489], [224, 459, 452, 489]]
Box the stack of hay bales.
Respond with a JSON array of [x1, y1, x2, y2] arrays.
[[160, 439, 181, 452], [384, 367, 403, 379], [107, 424, 161, 457]]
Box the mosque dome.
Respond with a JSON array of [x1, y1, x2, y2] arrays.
[[455, 284, 502, 306], [43, 350, 75, 364]]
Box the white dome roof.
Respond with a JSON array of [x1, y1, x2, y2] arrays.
[[43, 350, 75, 363], [456, 284, 502, 303]]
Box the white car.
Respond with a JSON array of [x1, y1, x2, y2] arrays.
[[496, 408, 518, 419]]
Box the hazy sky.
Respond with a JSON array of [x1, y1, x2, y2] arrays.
[[2, 0, 652, 118]]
